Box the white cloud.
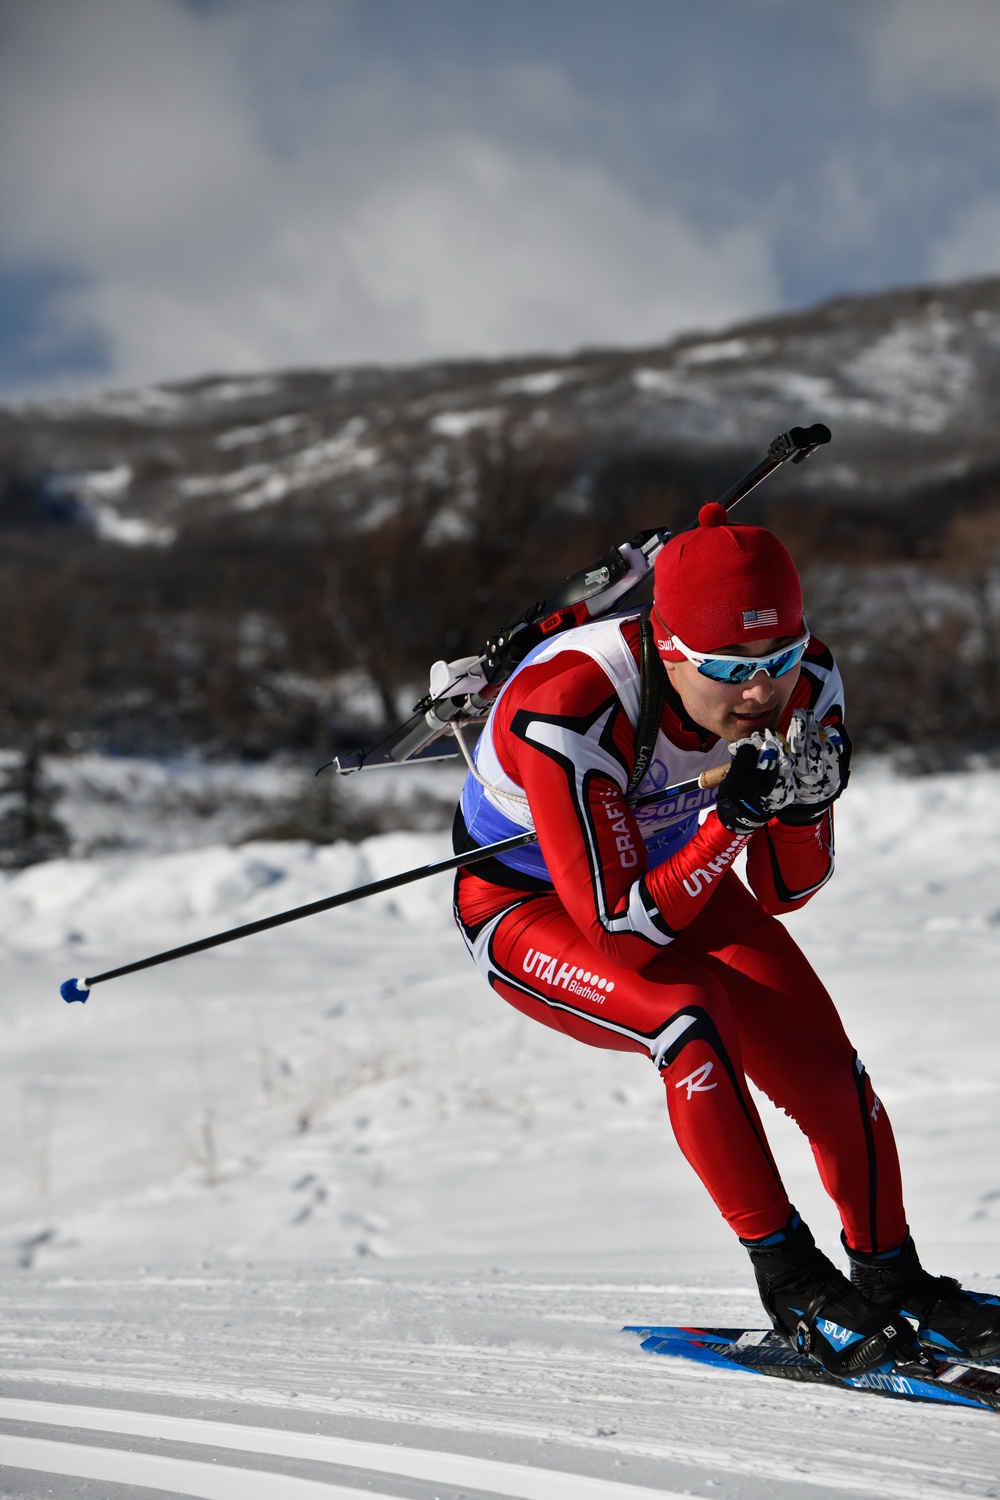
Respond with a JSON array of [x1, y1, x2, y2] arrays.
[[833, 1, 1000, 293], [0, 0, 778, 394], [0, 0, 259, 255], [859, 0, 1000, 105], [929, 198, 1000, 283]]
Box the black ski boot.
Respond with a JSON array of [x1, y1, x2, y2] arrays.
[[846, 1233, 1000, 1361], [743, 1215, 924, 1377]]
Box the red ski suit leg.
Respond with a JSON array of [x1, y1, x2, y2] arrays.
[[456, 874, 791, 1240], [455, 870, 907, 1251], [674, 874, 907, 1255]]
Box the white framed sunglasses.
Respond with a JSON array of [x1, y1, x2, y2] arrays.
[[654, 610, 810, 685]]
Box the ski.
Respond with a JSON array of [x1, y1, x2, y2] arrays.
[[624, 1324, 1000, 1412], [629, 1322, 1000, 1369]]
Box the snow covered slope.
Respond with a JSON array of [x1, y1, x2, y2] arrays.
[[1, 759, 998, 1272], [0, 762, 998, 1496], [10, 275, 1000, 538]]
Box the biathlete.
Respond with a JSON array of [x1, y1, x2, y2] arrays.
[[453, 501, 1000, 1377]]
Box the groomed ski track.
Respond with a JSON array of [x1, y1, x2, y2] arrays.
[[0, 1398, 683, 1500], [0, 1391, 990, 1500], [2, 1262, 1000, 1499]]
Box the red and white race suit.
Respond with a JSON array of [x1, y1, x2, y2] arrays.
[[454, 611, 906, 1251]]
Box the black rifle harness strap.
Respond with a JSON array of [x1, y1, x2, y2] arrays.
[[626, 605, 668, 801]]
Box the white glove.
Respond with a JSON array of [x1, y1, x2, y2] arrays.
[[785, 709, 846, 805]]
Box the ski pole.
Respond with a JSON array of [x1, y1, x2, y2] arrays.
[[59, 765, 728, 1004]]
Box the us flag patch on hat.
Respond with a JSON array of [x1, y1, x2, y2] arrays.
[[742, 607, 778, 629]]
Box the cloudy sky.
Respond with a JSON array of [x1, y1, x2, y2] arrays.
[[2, 0, 1000, 400]]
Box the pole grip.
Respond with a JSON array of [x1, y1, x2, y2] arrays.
[[698, 764, 729, 790]]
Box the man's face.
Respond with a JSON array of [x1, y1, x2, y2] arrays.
[[662, 636, 801, 742]]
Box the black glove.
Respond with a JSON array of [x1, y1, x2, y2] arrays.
[[775, 714, 852, 826], [715, 734, 793, 835]]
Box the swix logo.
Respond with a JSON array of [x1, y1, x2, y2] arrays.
[[681, 834, 750, 898], [674, 1062, 717, 1098], [522, 949, 615, 1001], [598, 792, 638, 868], [871, 1096, 881, 1124]]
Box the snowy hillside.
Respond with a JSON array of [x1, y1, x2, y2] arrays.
[[8, 275, 1000, 540], [0, 763, 998, 1495], [6, 275, 1000, 765]]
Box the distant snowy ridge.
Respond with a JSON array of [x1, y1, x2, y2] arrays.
[[7, 275, 1000, 547]]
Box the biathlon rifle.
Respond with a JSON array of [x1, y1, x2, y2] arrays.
[[333, 423, 831, 774]]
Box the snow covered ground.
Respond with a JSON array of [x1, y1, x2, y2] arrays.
[[1, 761, 999, 1496], [38, 751, 465, 854]]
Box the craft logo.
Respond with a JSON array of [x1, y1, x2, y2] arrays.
[[599, 793, 638, 868], [742, 607, 778, 629]]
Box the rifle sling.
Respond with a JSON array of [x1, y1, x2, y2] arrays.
[[626, 606, 668, 801]]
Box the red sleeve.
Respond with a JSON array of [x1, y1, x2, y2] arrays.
[[751, 640, 840, 913], [746, 810, 836, 914], [495, 653, 752, 969]]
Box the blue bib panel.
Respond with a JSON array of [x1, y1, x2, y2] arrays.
[[460, 771, 713, 882]]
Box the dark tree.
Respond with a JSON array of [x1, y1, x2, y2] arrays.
[[0, 743, 71, 869]]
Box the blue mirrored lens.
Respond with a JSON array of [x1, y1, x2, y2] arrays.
[[696, 643, 805, 684], [696, 659, 758, 684]]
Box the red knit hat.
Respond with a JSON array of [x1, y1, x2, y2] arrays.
[[653, 503, 803, 653]]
